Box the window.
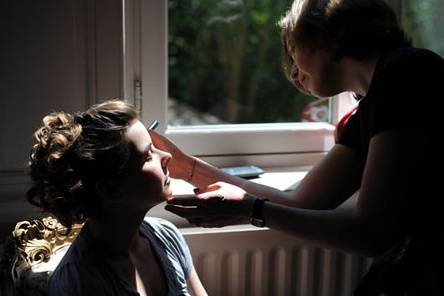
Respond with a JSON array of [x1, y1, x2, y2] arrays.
[[168, 0, 323, 126], [124, 1, 355, 167], [402, 0, 444, 57]]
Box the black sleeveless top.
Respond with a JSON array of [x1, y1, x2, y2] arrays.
[[337, 47, 444, 295]]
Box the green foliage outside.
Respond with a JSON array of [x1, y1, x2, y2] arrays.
[[168, 0, 317, 125], [168, 0, 443, 125], [402, 0, 444, 57]]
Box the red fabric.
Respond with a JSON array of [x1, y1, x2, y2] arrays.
[[334, 105, 359, 143]]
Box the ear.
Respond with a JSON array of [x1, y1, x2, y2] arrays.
[[95, 178, 124, 203]]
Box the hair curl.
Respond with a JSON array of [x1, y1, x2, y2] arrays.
[[27, 100, 138, 231]]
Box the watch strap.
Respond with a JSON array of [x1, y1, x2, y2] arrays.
[[250, 197, 268, 227]]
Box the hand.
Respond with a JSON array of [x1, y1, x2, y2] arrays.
[[149, 130, 193, 180], [165, 182, 255, 227]]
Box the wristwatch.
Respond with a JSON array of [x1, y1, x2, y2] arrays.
[[250, 197, 269, 227]]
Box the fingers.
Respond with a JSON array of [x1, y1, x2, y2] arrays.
[[148, 130, 168, 150], [193, 181, 246, 202], [187, 215, 240, 228], [167, 195, 199, 207], [166, 182, 241, 227], [165, 201, 235, 218], [148, 129, 160, 141], [165, 204, 198, 217], [165, 198, 224, 216], [193, 184, 220, 194], [192, 184, 226, 200], [169, 194, 197, 202], [149, 129, 178, 151], [165, 202, 243, 228], [165, 204, 220, 223], [168, 191, 224, 206]]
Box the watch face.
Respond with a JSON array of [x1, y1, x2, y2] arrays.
[[250, 218, 266, 228]]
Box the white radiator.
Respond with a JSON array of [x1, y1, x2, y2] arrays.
[[183, 226, 373, 296]]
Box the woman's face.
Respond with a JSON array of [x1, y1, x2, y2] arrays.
[[289, 46, 343, 98], [118, 120, 172, 205]]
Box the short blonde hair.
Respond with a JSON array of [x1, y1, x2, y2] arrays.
[[279, 0, 411, 84]]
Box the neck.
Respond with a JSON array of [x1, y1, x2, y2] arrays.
[[85, 202, 154, 257], [342, 56, 379, 96]]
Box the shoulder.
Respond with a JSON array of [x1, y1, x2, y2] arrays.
[[143, 217, 183, 239], [379, 47, 443, 70], [48, 262, 81, 296], [142, 217, 194, 276], [48, 235, 113, 296], [367, 47, 444, 106], [142, 217, 190, 253], [49, 258, 117, 296], [375, 47, 444, 85], [144, 216, 178, 229]]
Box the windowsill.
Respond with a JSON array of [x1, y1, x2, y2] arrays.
[[168, 123, 335, 157], [180, 224, 269, 235], [147, 166, 310, 230]]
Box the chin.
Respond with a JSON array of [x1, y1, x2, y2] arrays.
[[163, 188, 173, 199]]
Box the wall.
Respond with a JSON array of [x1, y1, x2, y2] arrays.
[[0, 0, 123, 240]]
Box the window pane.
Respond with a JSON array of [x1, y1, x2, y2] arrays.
[[402, 0, 444, 56], [168, 0, 325, 126]]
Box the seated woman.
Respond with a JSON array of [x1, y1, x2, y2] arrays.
[[27, 99, 207, 296]]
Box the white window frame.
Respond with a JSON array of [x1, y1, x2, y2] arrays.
[[123, 0, 357, 167]]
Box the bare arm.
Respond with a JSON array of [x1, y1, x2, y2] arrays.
[[150, 130, 363, 209], [186, 267, 207, 296], [189, 143, 363, 209], [168, 127, 424, 256], [247, 127, 422, 255]]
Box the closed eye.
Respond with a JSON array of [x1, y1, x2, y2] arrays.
[[143, 143, 153, 162], [145, 149, 153, 162]]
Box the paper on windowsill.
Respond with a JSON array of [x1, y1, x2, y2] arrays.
[[170, 170, 308, 194], [249, 171, 307, 191]]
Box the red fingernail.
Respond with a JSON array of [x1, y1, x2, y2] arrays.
[[205, 184, 221, 192]]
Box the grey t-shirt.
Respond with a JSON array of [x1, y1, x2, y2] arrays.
[[48, 217, 193, 296]]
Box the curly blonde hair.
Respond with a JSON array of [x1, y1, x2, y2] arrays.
[[27, 100, 138, 230]]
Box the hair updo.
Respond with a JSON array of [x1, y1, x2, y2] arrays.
[[27, 99, 139, 230]]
